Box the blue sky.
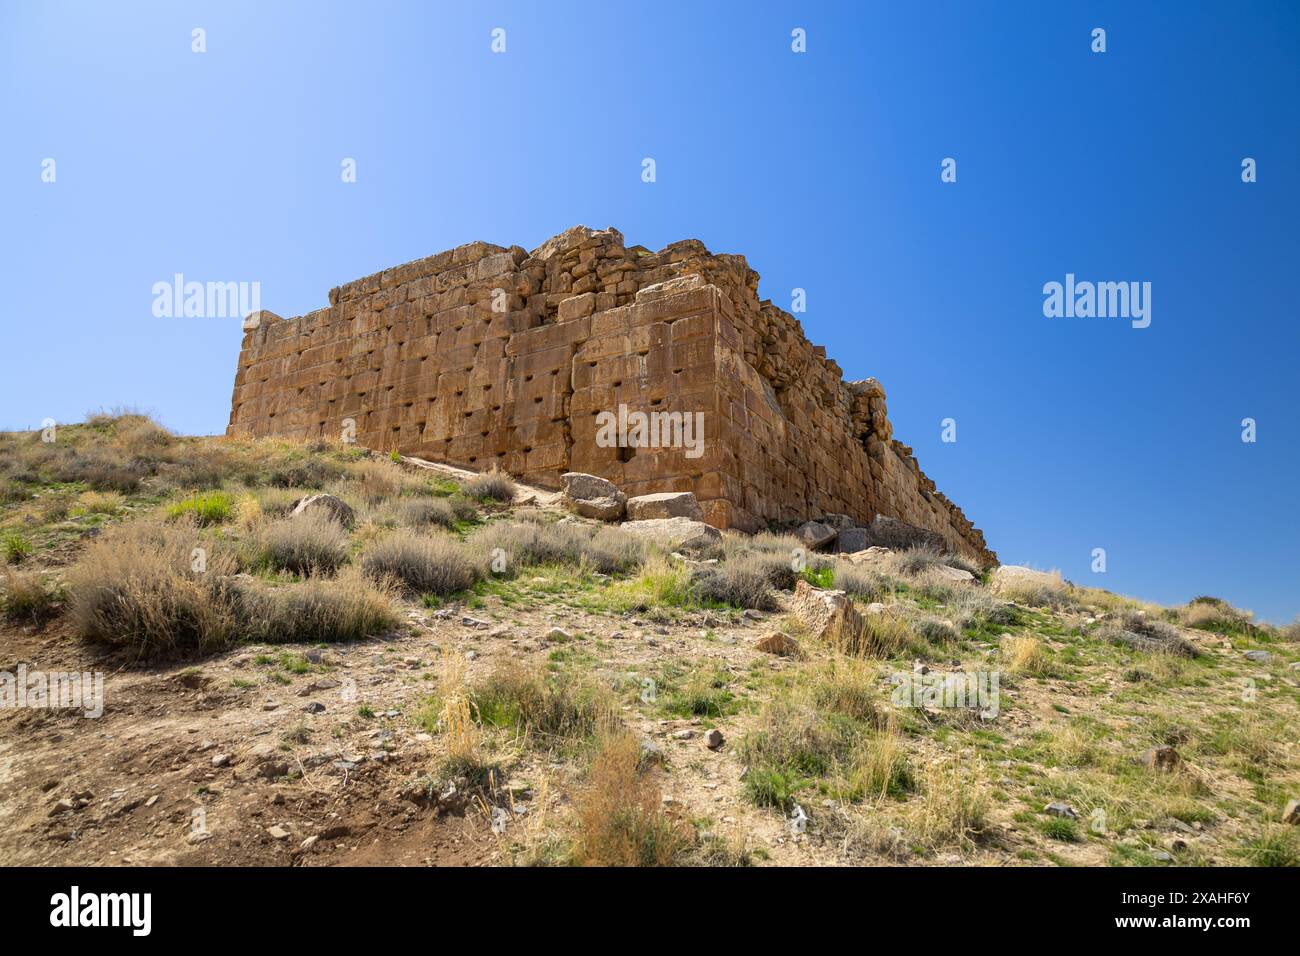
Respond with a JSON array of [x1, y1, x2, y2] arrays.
[[2, 1, 1297, 622]]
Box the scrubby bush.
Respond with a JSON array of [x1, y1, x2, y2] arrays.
[[572, 732, 692, 867], [915, 616, 959, 646], [259, 513, 351, 575], [67, 520, 393, 657], [2, 569, 61, 623], [242, 570, 397, 644], [470, 662, 613, 743], [265, 455, 347, 489], [740, 697, 909, 810], [691, 555, 780, 610], [393, 497, 458, 529], [948, 587, 1021, 632], [471, 521, 644, 574], [464, 472, 517, 502], [68, 521, 242, 656], [3, 533, 33, 564], [1002, 634, 1052, 675], [361, 530, 482, 595], [76, 490, 125, 515], [889, 546, 945, 577], [833, 562, 895, 602], [1179, 598, 1256, 636], [1100, 611, 1199, 657]]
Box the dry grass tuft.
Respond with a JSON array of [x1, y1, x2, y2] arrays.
[[464, 471, 517, 503], [571, 732, 692, 867], [259, 512, 351, 575], [361, 530, 483, 595], [470, 661, 614, 745], [691, 554, 780, 610], [67, 520, 241, 656], [1100, 611, 1199, 658], [1002, 634, 1052, 675], [1, 568, 61, 622], [904, 755, 990, 849]]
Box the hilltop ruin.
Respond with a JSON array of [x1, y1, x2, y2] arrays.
[[226, 226, 994, 562]]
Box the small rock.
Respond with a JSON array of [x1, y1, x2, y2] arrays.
[[1140, 745, 1182, 773], [211, 753, 231, 768], [302, 702, 325, 714], [267, 825, 291, 840], [546, 627, 573, 641], [704, 729, 725, 751], [755, 632, 799, 657], [48, 798, 75, 817], [1244, 650, 1272, 663], [289, 493, 355, 528], [1282, 799, 1300, 825]]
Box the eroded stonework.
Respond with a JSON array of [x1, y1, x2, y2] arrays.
[[227, 226, 994, 561]]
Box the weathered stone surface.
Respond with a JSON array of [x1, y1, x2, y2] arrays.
[[842, 546, 893, 566], [1283, 799, 1300, 825], [290, 494, 355, 528], [561, 471, 626, 521], [626, 491, 702, 521], [796, 521, 837, 550], [991, 565, 1057, 591], [568, 496, 624, 521], [789, 580, 866, 651], [861, 514, 944, 552], [561, 472, 620, 501], [933, 564, 976, 583], [618, 516, 721, 553], [818, 513, 856, 531], [836, 528, 871, 553], [227, 226, 995, 562]]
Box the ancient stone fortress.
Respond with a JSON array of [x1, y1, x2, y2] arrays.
[[227, 226, 995, 562]]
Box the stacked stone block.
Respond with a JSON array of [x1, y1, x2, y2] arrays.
[[228, 225, 995, 562]]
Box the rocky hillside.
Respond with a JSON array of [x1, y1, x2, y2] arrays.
[[1, 414, 1297, 867]]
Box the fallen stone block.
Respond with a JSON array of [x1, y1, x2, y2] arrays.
[[836, 528, 871, 553], [755, 632, 800, 657], [618, 516, 721, 554], [796, 520, 837, 550], [862, 514, 944, 552], [626, 491, 702, 521], [789, 580, 899, 657], [933, 565, 975, 583]]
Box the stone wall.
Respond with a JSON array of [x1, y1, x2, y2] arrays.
[[226, 226, 994, 561]]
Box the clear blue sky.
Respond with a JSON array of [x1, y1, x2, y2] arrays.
[[2, 1, 1297, 622]]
